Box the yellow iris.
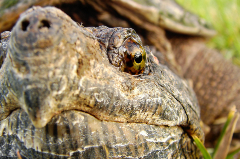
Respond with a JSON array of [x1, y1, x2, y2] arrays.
[[122, 37, 146, 74]]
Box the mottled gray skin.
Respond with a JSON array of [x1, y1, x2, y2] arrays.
[[0, 7, 203, 158], [0, 31, 10, 66], [1, 0, 240, 151], [1, 0, 240, 134]]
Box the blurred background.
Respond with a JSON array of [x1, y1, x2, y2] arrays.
[[177, 0, 240, 66]]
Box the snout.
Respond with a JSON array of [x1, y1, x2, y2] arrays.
[[11, 6, 62, 53]]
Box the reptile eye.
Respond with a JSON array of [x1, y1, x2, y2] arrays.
[[134, 52, 142, 63], [122, 38, 146, 74]]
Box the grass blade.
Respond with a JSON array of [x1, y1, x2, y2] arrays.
[[212, 106, 239, 159], [226, 147, 240, 159], [192, 134, 212, 159]]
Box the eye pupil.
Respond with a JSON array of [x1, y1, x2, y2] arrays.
[[134, 53, 142, 63]]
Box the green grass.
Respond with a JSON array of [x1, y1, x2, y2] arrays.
[[176, 0, 240, 66], [0, 0, 18, 12], [192, 107, 239, 159]]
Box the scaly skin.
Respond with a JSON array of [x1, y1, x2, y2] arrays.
[[0, 7, 202, 158]]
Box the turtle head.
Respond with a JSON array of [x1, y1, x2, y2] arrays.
[[4, 7, 203, 145]]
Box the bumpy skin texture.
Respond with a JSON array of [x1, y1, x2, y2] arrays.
[[0, 7, 203, 158], [1, 1, 239, 128], [1, 0, 240, 152], [0, 31, 10, 66]]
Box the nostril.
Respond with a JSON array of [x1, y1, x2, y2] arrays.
[[21, 20, 30, 31], [39, 19, 51, 29]]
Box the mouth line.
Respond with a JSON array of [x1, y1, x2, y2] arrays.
[[4, 107, 192, 136], [7, 107, 184, 127]]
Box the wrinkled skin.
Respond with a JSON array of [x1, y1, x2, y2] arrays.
[[0, 7, 203, 158], [1, 1, 239, 130], [1, 0, 240, 156]]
